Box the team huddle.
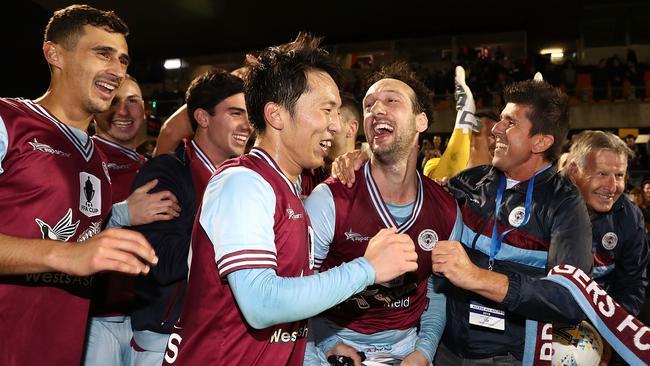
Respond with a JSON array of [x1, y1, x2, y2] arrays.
[[0, 4, 648, 366]]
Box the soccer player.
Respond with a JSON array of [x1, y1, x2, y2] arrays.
[[0, 5, 156, 366], [129, 69, 251, 366], [305, 62, 462, 365], [85, 75, 181, 366], [162, 33, 418, 366]]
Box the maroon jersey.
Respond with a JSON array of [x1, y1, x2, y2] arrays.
[[93, 135, 146, 202], [320, 163, 458, 334], [186, 138, 217, 199], [90, 135, 146, 317], [0, 98, 112, 366], [163, 148, 312, 366], [299, 166, 328, 199]]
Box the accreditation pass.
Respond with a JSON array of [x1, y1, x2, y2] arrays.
[[469, 301, 505, 331]]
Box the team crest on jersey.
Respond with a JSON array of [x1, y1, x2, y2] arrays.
[[344, 229, 370, 242], [102, 162, 112, 184], [35, 208, 80, 241], [79, 172, 101, 217], [77, 221, 103, 242], [601, 232, 618, 250], [28, 138, 71, 157], [418, 229, 438, 251], [508, 206, 526, 227]]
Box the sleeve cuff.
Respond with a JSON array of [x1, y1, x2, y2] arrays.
[[500, 271, 521, 311], [107, 200, 130, 228], [353, 257, 376, 286]]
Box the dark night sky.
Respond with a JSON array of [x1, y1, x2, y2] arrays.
[[1, 0, 636, 98]]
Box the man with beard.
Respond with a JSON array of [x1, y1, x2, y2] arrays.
[[0, 5, 156, 365], [304, 62, 462, 366], [162, 34, 418, 366]]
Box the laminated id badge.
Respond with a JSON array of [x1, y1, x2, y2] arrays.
[[468, 300, 505, 331]]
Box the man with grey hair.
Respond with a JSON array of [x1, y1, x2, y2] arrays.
[[564, 130, 649, 364]]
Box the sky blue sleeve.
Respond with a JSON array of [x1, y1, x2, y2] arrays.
[[0, 116, 8, 174], [106, 201, 129, 228], [303, 183, 335, 269], [414, 276, 446, 363], [199, 167, 278, 275], [450, 202, 464, 241], [227, 260, 375, 330]]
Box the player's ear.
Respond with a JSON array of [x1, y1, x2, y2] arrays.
[[43, 41, 63, 69], [415, 112, 428, 133], [532, 134, 554, 154], [194, 108, 210, 129], [264, 102, 284, 131]]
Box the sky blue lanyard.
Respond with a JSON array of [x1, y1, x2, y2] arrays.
[[488, 166, 551, 270]]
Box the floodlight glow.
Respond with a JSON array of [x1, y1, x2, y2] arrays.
[[164, 59, 182, 70], [550, 52, 564, 59], [540, 48, 563, 55]]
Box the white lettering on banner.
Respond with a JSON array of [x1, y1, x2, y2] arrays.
[[634, 327, 650, 350], [551, 264, 650, 358], [572, 268, 590, 288], [539, 323, 553, 361]]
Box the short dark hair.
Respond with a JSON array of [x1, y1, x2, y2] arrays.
[[244, 32, 341, 133], [503, 79, 569, 161], [365, 62, 434, 127], [340, 92, 361, 123], [44, 4, 129, 49], [475, 111, 499, 122], [185, 69, 245, 131]]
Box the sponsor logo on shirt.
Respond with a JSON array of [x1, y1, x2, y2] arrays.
[[286, 208, 303, 220], [28, 138, 71, 157], [107, 162, 132, 170], [269, 324, 308, 343], [344, 229, 370, 242], [24, 272, 94, 286]]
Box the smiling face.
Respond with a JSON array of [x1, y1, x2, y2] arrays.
[[94, 78, 143, 147], [282, 69, 342, 172], [203, 92, 251, 163], [569, 149, 627, 213], [492, 103, 535, 180], [363, 78, 426, 165], [56, 25, 129, 115]]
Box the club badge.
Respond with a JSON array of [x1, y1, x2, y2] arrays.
[[508, 206, 526, 227], [601, 232, 618, 250], [418, 229, 438, 251]]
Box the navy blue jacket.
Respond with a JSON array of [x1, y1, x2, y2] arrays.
[[130, 144, 196, 334], [591, 195, 649, 316], [442, 165, 593, 360]]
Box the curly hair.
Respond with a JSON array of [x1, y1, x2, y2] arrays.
[[365, 62, 434, 127]]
